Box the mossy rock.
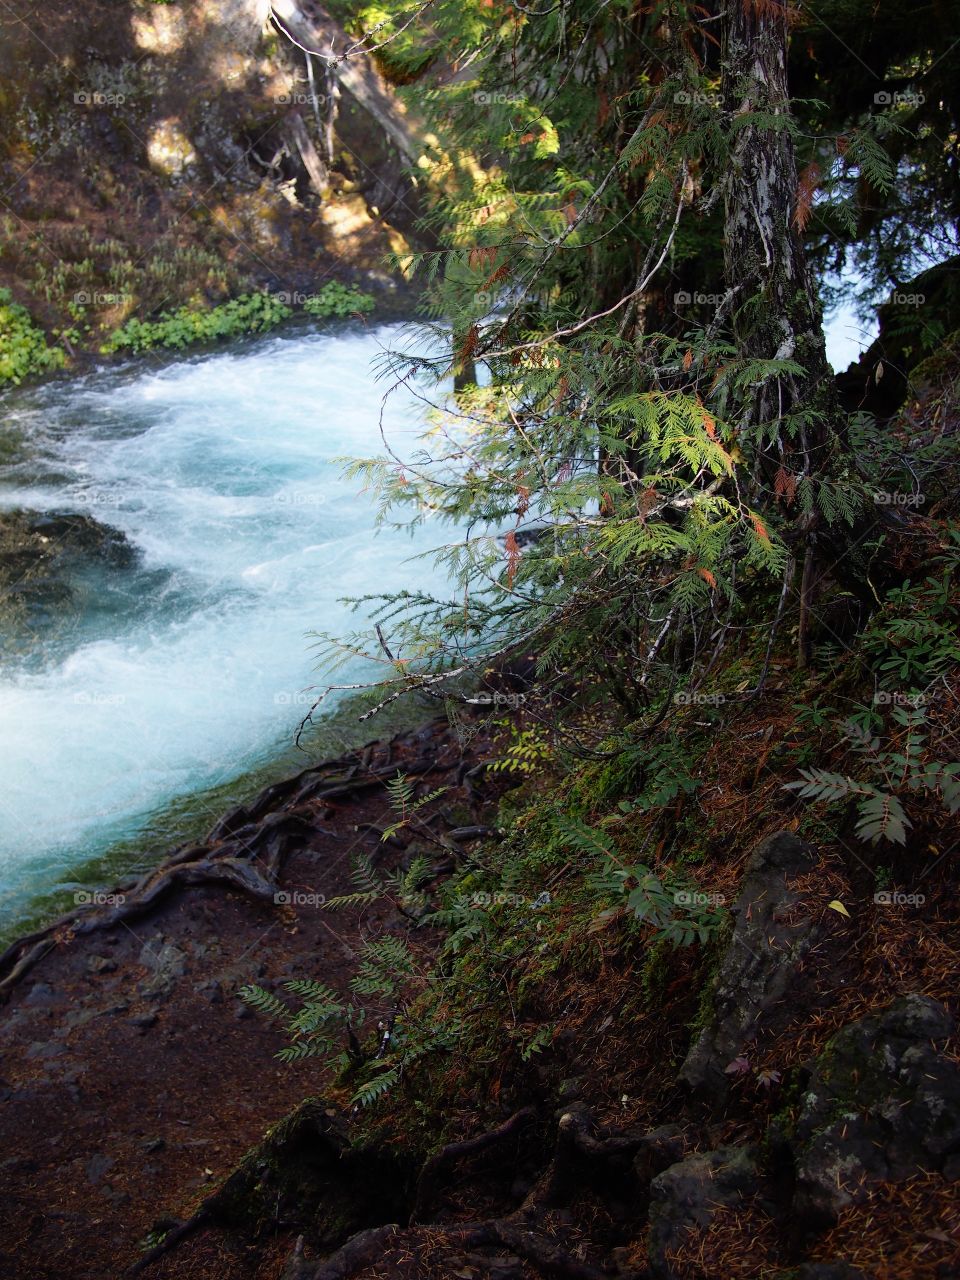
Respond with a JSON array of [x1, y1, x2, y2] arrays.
[[790, 995, 960, 1228], [207, 1097, 417, 1247]]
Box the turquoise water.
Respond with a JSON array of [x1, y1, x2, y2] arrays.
[[0, 322, 443, 926]]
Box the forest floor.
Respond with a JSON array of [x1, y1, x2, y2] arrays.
[[0, 713, 506, 1280]]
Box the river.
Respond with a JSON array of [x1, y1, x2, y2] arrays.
[[0, 321, 443, 929]]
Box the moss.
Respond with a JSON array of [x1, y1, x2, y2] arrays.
[[640, 936, 674, 1006], [686, 912, 734, 1038], [210, 1097, 415, 1245]]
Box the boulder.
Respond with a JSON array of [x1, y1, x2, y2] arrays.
[[790, 994, 960, 1228], [647, 1145, 761, 1278], [681, 831, 820, 1100]]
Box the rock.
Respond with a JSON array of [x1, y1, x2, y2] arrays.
[[0, 510, 142, 655], [129, 1011, 158, 1031], [790, 994, 960, 1228], [141, 1137, 165, 1154], [85, 1153, 115, 1185], [23, 982, 57, 1006], [680, 830, 820, 1101], [138, 937, 188, 997], [647, 1145, 761, 1278], [25, 1040, 65, 1060], [86, 954, 118, 975], [556, 1077, 583, 1103], [633, 1126, 689, 1190]]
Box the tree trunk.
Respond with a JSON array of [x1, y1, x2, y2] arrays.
[[721, 0, 837, 663]]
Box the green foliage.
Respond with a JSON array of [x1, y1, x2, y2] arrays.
[[322, 846, 436, 915], [614, 736, 700, 814], [861, 533, 960, 687], [379, 772, 448, 844], [306, 0, 948, 734], [560, 817, 725, 947], [239, 932, 452, 1108], [101, 292, 293, 354], [96, 283, 373, 357], [302, 283, 375, 319], [785, 706, 960, 845], [488, 726, 552, 776], [0, 289, 65, 386]]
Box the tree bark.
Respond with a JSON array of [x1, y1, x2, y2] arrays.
[[721, 0, 838, 663]]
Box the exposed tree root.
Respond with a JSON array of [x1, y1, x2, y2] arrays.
[[298, 1218, 625, 1280], [528, 1104, 662, 1210], [128, 1208, 214, 1274], [130, 1103, 652, 1280], [411, 1105, 536, 1222], [0, 729, 460, 1002]]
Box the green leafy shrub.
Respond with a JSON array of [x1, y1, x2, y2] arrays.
[[302, 282, 375, 319], [561, 816, 726, 946], [860, 532, 960, 686], [240, 934, 458, 1109], [101, 291, 293, 354], [785, 705, 960, 844], [0, 289, 65, 387]]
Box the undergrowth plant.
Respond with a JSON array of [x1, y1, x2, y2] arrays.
[[101, 283, 376, 354], [0, 289, 65, 386], [561, 816, 726, 946], [102, 291, 293, 353], [786, 705, 960, 845], [302, 283, 376, 319], [239, 933, 457, 1109]]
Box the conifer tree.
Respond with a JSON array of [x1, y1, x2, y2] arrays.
[[300, 0, 957, 725]]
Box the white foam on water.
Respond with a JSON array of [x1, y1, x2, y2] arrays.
[[0, 323, 446, 919]]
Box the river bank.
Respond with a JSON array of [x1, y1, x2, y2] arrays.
[[0, 680, 446, 952], [0, 705, 509, 1279]]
